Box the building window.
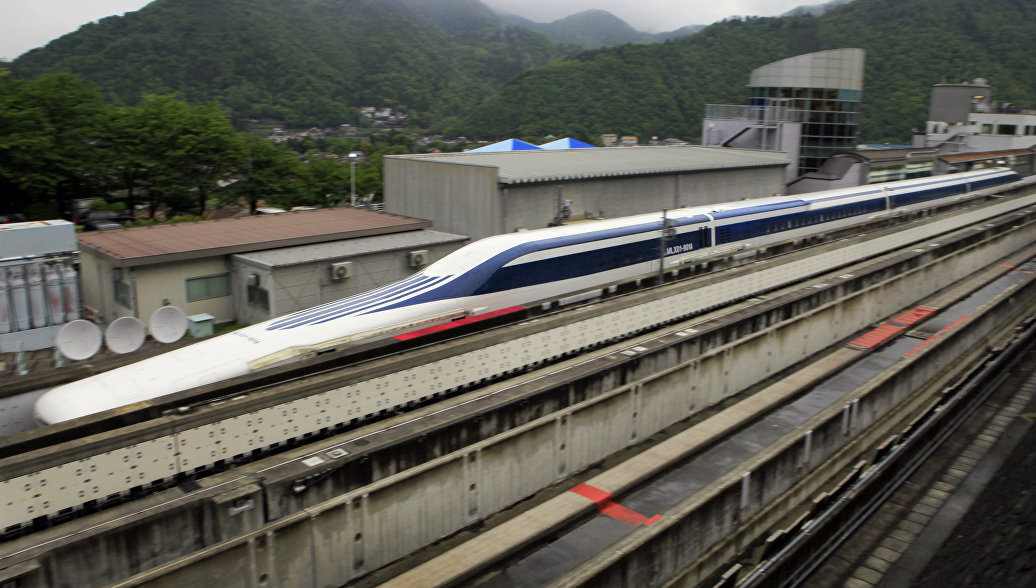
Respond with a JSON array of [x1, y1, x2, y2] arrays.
[[186, 274, 230, 302], [996, 124, 1017, 136], [981, 124, 994, 134], [114, 279, 131, 307], [247, 284, 270, 311]]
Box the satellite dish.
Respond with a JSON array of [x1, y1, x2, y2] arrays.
[[105, 316, 147, 354], [149, 306, 188, 343], [55, 320, 103, 361]]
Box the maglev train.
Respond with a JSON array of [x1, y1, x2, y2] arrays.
[[34, 167, 1021, 424]]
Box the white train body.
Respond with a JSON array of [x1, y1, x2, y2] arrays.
[[34, 168, 1021, 424]]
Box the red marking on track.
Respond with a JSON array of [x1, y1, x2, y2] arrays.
[[1000, 264, 1033, 274], [850, 325, 906, 349], [904, 314, 971, 358], [849, 306, 938, 349], [570, 483, 611, 506], [600, 502, 653, 526], [392, 306, 526, 341], [891, 306, 938, 327], [569, 483, 660, 527]]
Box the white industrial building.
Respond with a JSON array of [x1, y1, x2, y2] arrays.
[[917, 79, 1036, 153], [384, 145, 790, 241], [76, 208, 467, 328], [702, 48, 866, 182]]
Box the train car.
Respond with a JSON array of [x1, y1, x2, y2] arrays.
[[33, 168, 1020, 424]]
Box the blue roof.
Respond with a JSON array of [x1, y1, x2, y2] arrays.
[[468, 139, 543, 153], [540, 137, 596, 150]]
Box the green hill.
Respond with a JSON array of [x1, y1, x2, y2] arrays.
[[11, 0, 567, 127], [456, 0, 1036, 143], [10, 0, 1036, 143], [497, 9, 655, 49]]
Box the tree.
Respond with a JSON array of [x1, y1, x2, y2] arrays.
[[300, 156, 350, 207], [107, 95, 245, 217], [0, 70, 108, 218], [237, 136, 306, 213]]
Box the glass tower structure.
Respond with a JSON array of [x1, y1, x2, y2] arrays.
[[748, 49, 865, 174]]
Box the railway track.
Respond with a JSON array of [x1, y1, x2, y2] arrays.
[[388, 251, 1036, 588], [738, 316, 1036, 588], [1, 183, 1036, 588]]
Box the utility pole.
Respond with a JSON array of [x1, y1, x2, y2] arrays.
[[659, 209, 675, 284]]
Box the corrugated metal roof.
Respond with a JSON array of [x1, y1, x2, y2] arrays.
[[232, 229, 468, 269], [389, 145, 788, 185], [939, 148, 1035, 163], [848, 148, 937, 161], [77, 207, 430, 267]]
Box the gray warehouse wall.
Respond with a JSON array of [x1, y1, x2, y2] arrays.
[[503, 168, 786, 233], [385, 159, 500, 240], [386, 157, 786, 240]]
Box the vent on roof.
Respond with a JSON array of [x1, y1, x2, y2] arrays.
[[330, 261, 353, 281]]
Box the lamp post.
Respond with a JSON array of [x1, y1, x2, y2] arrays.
[[349, 152, 358, 207]]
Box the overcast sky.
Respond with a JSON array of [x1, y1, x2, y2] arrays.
[[0, 0, 820, 61]]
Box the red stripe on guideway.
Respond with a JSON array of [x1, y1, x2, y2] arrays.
[[569, 483, 661, 527], [849, 306, 938, 349], [904, 314, 970, 358], [998, 264, 1032, 274]]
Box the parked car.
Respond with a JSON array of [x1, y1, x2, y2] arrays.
[[82, 210, 135, 231]]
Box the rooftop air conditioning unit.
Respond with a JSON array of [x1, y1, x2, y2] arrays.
[[330, 261, 353, 281], [409, 250, 428, 268]]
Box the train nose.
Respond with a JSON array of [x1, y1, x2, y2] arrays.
[[32, 383, 103, 426]]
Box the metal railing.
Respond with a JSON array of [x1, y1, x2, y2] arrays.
[[705, 104, 803, 123]]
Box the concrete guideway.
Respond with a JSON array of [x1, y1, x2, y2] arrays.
[[805, 353, 1036, 587], [387, 250, 1036, 587], [2, 191, 1036, 587]]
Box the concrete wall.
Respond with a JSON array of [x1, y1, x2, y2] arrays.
[[135, 258, 234, 324], [79, 253, 233, 325], [701, 120, 802, 184], [384, 159, 500, 240], [503, 167, 786, 232], [229, 239, 467, 324], [578, 272, 1036, 588], [79, 251, 116, 321], [386, 156, 787, 241]]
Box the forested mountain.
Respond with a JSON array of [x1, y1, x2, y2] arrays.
[[782, 0, 855, 17], [9, 0, 1036, 144], [11, 0, 567, 127], [455, 0, 1036, 143], [496, 9, 706, 48], [497, 10, 655, 48]]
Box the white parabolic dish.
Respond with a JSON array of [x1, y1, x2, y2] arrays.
[[148, 305, 188, 343], [105, 316, 147, 354], [55, 319, 103, 360]]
